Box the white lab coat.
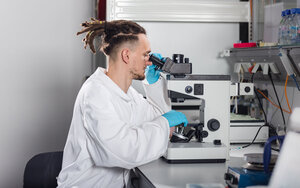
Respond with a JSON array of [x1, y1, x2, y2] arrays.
[[57, 68, 171, 188]]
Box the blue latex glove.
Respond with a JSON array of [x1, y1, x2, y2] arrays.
[[162, 110, 188, 127], [145, 53, 164, 84]]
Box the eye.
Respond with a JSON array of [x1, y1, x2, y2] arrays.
[[143, 53, 150, 60]]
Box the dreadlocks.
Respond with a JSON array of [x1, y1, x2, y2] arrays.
[[77, 18, 146, 56]]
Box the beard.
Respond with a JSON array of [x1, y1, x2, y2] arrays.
[[130, 69, 145, 81]]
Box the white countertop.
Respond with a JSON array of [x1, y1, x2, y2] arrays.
[[136, 144, 266, 188]]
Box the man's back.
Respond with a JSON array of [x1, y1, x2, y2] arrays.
[[57, 68, 170, 188]]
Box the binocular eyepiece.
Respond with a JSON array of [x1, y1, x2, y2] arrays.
[[149, 54, 192, 75], [149, 54, 165, 70]]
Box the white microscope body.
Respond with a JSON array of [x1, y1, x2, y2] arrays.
[[164, 75, 231, 163]]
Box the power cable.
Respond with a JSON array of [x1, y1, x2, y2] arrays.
[[268, 72, 286, 126], [239, 74, 277, 149]]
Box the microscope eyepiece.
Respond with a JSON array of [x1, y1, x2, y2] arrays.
[[149, 54, 164, 69], [149, 53, 192, 75]]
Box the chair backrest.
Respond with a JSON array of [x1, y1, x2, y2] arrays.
[[23, 151, 63, 188]]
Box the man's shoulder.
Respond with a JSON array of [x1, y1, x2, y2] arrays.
[[80, 79, 112, 102]]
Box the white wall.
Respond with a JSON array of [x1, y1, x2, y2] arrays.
[[140, 22, 239, 75], [132, 22, 239, 95], [0, 1, 93, 187]]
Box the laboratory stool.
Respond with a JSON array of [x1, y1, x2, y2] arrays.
[[23, 151, 63, 188]]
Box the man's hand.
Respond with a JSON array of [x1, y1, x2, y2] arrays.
[[169, 126, 175, 138], [145, 53, 164, 84], [162, 110, 188, 127]]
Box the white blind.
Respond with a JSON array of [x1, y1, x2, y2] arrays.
[[107, 0, 250, 22]]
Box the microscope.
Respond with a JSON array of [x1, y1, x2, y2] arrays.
[[150, 54, 231, 163]]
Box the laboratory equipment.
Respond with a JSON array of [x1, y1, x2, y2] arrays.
[[224, 152, 278, 188], [150, 54, 231, 163], [225, 167, 271, 188]]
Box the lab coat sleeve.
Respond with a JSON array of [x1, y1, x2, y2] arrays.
[[142, 76, 172, 114], [82, 83, 170, 170]]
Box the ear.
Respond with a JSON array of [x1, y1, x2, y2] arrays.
[[121, 48, 130, 64]]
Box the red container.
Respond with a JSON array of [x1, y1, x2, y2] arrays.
[[233, 42, 257, 48]]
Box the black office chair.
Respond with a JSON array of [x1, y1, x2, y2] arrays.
[[23, 151, 63, 188]]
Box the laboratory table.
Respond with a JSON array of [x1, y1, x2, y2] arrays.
[[133, 145, 265, 188]]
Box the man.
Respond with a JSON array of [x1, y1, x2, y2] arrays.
[[57, 19, 188, 188]]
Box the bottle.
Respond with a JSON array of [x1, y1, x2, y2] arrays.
[[285, 9, 292, 45], [296, 8, 300, 44], [278, 10, 286, 45], [290, 8, 298, 44]]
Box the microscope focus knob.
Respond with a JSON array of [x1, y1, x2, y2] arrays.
[[185, 86, 193, 94], [207, 119, 220, 131], [201, 130, 208, 138]]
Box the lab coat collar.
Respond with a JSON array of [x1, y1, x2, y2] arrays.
[[93, 67, 132, 102]]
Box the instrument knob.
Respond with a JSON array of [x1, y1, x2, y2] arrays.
[[201, 130, 208, 138], [224, 173, 238, 185], [244, 86, 251, 93], [224, 173, 232, 180], [207, 119, 220, 131], [185, 86, 193, 94]]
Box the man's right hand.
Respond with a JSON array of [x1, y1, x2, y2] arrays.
[[169, 126, 175, 138], [162, 110, 188, 127], [145, 53, 165, 84]]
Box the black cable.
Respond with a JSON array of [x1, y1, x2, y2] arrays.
[[268, 72, 286, 126], [242, 123, 278, 149], [252, 70, 267, 122], [241, 87, 268, 148], [254, 86, 267, 123], [251, 73, 254, 83], [242, 124, 265, 148], [271, 147, 280, 152], [239, 73, 279, 149]]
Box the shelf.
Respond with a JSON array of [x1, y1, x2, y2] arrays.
[[225, 45, 300, 83]]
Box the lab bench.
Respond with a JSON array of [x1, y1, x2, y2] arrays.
[[132, 144, 265, 188]]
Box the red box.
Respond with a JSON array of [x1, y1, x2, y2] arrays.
[[233, 42, 257, 48]]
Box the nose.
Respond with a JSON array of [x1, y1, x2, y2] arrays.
[[146, 58, 152, 66]]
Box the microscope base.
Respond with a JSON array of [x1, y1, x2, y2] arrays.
[[163, 142, 229, 164]]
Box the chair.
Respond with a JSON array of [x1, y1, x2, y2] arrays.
[[23, 151, 63, 188]]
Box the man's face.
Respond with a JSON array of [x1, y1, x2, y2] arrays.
[[129, 34, 152, 80]]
